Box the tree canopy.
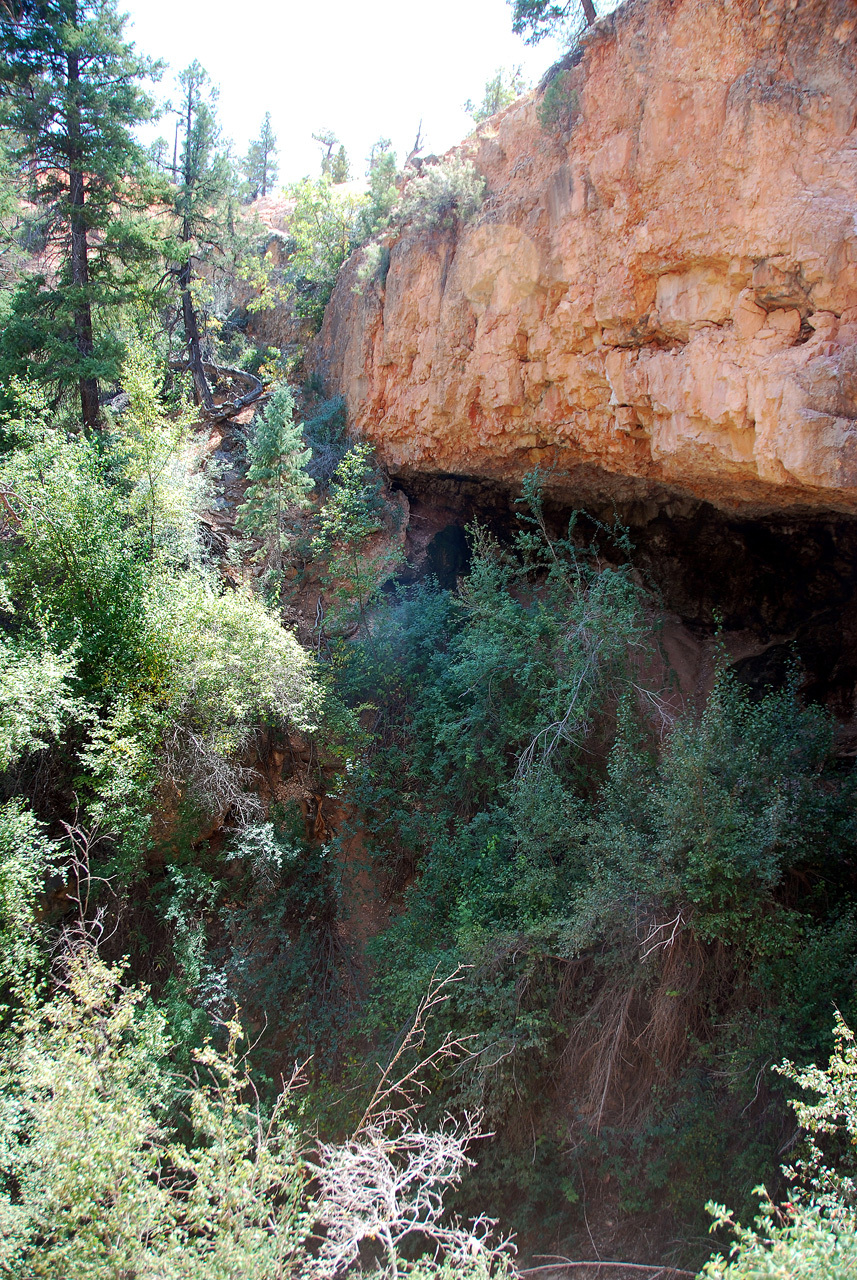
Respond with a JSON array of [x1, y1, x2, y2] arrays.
[[508, 0, 597, 43], [0, 0, 162, 426]]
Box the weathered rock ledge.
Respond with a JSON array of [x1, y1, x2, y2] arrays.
[[312, 0, 857, 515]]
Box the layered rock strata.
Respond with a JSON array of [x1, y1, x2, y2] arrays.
[[313, 0, 857, 514]]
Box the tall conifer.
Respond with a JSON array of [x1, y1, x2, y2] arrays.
[[0, 0, 161, 428], [169, 61, 230, 410], [243, 111, 278, 200]]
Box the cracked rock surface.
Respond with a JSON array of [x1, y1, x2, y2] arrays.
[[312, 0, 857, 515]]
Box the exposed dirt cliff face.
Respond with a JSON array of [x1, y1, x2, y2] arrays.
[[313, 0, 857, 515]]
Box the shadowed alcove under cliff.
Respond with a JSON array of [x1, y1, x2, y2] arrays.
[[393, 469, 857, 733]]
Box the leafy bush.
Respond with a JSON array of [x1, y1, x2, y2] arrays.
[[111, 344, 203, 568], [284, 176, 365, 329], [702, 1012, 857, 1278], [0, 800, 60, 1013], [0, 634, 77, 772], [355, 238, 392, 292], [0, 942, 518, 1279], [0, 947, 310, 1279], [398, 154, 485, 233], [144, 573, 324, 821], [537, 71, 580, 134], [0, 372, 325, 867]]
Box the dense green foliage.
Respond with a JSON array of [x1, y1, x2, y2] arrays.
[[0, 0, 161, 424], [397, 154, 485, 233], [0, 358, 324, 868], [237, 382, 313, 575], [1, 5, 857, 1276], [323, 491, 857, 1257], [358, 139, 399, 241], [283, 176, 364, 327]]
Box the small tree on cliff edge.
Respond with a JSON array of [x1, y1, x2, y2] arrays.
[[244, 111, 278, 200], [0, 0, 161, 429], [465, 67, 528, 124], [508, 0, 598, 44]]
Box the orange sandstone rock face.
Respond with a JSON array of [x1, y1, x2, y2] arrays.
[[313, 0, 857, 514]]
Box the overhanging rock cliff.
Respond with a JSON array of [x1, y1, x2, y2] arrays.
[[312, 0, 857, 516]]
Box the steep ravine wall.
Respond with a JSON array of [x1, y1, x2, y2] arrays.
[[312, 0, 857, 515]]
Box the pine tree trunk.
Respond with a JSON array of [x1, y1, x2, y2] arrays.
[[179, 258, 214, 410], [181, 88, 213, 411], [581, 0, 597, 24], [66, 47, 100, 430]]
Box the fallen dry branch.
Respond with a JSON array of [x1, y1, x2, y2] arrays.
[[169, 358, 264, 421], [521, 1263, 694, 1278]]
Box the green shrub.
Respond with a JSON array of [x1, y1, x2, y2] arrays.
[[0, 800, 60, 1014], [398, 154, 485, 233], [283, 176, 365, 329], [355, 238, 392, 292], [537, 71, 580, 134], [0, 635, 77, 772], [143, 572, 324, 821], [0, 947, 309, 1278], [702, 1012, 857, 1278], [0, 376, 326, 873], [302, 392, 348, 487], [0, 943, 518, 1278]]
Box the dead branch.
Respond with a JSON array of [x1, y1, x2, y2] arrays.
[[56, 810, 118, 953], [521, 1264, 694, 1278], [311, 1112, 515, 1278], [168, 358, 263, 422], [355, 963, 473, 1134], [405, 120, 425, 169]]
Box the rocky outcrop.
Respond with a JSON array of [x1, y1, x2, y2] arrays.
[[313, 0, 857, 514]]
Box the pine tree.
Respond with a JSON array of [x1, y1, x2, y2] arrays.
[[312, 128, 338, 177], [509, 0, 597, 44], [243, 111, 278, 200], [169, 61, 230, 409], [0, 0, 161, 429], [358, 139, 398, 240], [330, 145, 350, 185], [237, 384, 313, 571]]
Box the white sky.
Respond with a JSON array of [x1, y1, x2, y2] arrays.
[[121, 0, 573, 183]]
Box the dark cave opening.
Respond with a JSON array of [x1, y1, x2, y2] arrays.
[[392, 470, 857, 725]]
